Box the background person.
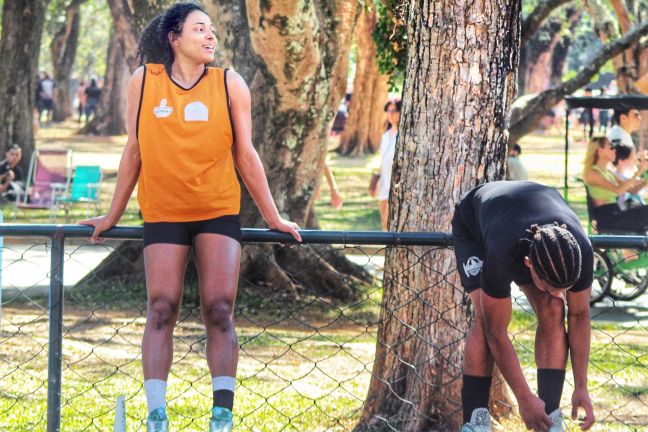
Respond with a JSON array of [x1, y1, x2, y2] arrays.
[[76, 80, 88, 123], [607, 107, 641, 150], [371, 99, 400, 231], [612, 144, 646, 209], [84, 78, 102, 123], [38, 72, 55, 124], [79, 4, 301, 432], [0, 144, 24, 201], [452, 181, 594, 432], [506, 143, 528, 181], [583, 136, 648, 233]]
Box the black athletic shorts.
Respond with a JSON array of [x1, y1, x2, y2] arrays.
[[142, 215, 242, 248]]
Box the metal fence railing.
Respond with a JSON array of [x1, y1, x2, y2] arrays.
[[0, 225, 647, 431]]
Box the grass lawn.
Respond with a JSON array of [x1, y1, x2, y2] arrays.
[[1, 126, 647, 430]]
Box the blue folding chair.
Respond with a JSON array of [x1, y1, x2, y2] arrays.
[[56, 165, 102, 222]]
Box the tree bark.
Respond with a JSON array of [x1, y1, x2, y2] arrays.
[[354, 0, 520, 430], [80, 29, 129, 135], [106, 0, 161, 71], [338, 4, 389, 156], [0, 0, 49, 170], [509, 20, 648, 143], [51, 0, 85, 122]]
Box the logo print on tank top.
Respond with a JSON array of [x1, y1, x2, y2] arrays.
[[153, 99, 173, 118], [184, 101, 209, 122]]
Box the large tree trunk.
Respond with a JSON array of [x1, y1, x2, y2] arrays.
[[0, 0, 49, 170], [218, 0, 368, 299], [51, 0, 85, 122], [354, 0, 520, 430], [509, 20, 648, 143], [338, 4, 389, 156], [80, 1, 371, 301], [80, 29, 128, 135]]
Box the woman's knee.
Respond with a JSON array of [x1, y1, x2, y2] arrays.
[[147, 297, 180, 330], [202, 299, 234, 331]]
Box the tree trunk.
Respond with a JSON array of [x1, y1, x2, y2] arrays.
[[509, 20, 648, 143], [51, 0, 85, 122], [338, 4, 389, 156], [106, 0, 165, 71], [585, 0, 634, 92], [80, 29, 128, 135], [354, 1, 520, 430], [521, 19, 563, 94], [0, 0, 49, 170], [79, 1, 371, 301], [219, 0, 369, 299], [550, 9, 581, 87]]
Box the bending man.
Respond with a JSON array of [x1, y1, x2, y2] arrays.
[[452, 181, 595, 432]]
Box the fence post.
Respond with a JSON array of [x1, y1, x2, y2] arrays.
[[47, 230, 65, 432]]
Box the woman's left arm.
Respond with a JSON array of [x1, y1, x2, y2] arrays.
[[226, 70, 301, 242]]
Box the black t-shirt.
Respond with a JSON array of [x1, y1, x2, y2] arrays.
[[0, 161, 23, 184], [456, 181, 593, 298], [85, 86, 101, 101]]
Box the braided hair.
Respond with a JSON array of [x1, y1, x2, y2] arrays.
[[527, 223, 582, 289], [136, 3, 207, 66]]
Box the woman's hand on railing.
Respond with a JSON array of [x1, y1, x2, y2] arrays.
[[78, 215, 115, 244]]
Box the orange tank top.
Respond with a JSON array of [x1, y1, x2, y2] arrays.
[[137, 64, 240, 222]]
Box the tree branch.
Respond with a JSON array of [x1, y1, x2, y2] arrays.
[[521, 0, 573, 45], [509, 21, 648, 143]]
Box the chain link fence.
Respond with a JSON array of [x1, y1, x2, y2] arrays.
[[0, 225, 647, 431]]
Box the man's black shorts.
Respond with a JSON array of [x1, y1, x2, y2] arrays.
[[142, 214, 241, 248]]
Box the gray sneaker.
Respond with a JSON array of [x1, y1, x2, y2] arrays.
[[146, 407, 169, 432], [460, 408, 492, 432], [548, 409, 564, 432], [209, 406, 233, 432]]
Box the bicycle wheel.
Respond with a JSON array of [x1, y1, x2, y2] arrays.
[[608, 250, 648, 301], [590, 250, 612, 305]]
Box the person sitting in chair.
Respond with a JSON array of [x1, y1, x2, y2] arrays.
[[583, 136, 648, 233], [0, 144, 24, 202]]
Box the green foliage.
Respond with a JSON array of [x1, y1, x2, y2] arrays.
[[372, 0, 407, 89], [74, 0, 111, 80], [38, 0, 111, 80]]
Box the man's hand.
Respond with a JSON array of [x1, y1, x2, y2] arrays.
[[518, 394, 552, 431], [571, 388, 595, 430]]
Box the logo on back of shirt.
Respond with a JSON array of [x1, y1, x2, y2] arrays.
[[154, 99, 173, 118], [463, 256, 483, 278]]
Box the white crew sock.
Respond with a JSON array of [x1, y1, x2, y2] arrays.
[[144, 379, 167, 414], [212, 376, 236, 393]]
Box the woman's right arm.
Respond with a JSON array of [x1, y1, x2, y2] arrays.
[[79, 67, 144, 242], [584, 168, 642, 195]]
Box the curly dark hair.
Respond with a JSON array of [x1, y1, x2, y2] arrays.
[[528, 223, 582, 289], [136, 3, 207, 66]]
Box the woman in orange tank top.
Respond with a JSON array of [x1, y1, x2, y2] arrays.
[[79, 4, 301, 431]]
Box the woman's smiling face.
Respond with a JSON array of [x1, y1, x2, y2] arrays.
[[170, 10, 217, 64]]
